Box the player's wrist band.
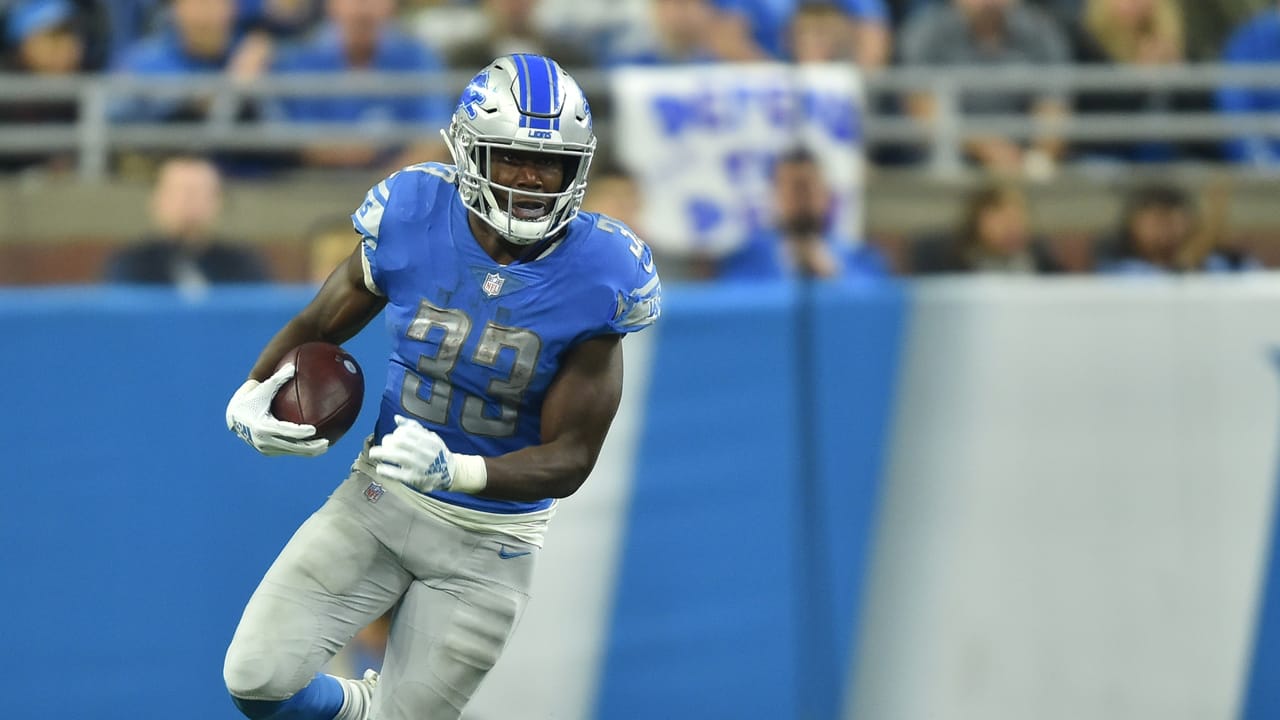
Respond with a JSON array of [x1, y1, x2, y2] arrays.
[[451, 453, 488, 494]]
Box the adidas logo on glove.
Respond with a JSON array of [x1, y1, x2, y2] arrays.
[[428, 451, 452, 490]]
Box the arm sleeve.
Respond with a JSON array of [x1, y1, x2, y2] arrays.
[[605, 228, 662, 335], [609, 271, 662, 335], [351, 163, 454, 296], [351, 173, 399, 296]]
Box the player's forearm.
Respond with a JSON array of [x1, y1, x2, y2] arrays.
[[248, 305, 380, 380], [464, 335, 622, 501], [248, 254, 385, 381], [247, 316, 330, 381], [478, 440, 598, 502]]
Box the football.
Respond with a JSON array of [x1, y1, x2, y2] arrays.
[[271, 342, 365, 444]]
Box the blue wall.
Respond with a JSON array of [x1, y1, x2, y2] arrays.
[[596, 281, 906, 720], [0, 283, 904, 720], [0, 288, 390, 720]]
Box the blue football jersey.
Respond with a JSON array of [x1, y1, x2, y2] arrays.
[[351, 162, 661, 514]]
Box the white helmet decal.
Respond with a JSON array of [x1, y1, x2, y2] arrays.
[[443, 54, 597, 246]]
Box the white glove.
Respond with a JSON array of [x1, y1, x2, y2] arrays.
[[225, 363, 329, 457], [368, 415, 487, 494]]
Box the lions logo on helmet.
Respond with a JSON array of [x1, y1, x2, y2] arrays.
[[442, 54, 596, 246]]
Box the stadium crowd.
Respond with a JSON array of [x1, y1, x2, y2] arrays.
[[2, 0, 1278, 281]]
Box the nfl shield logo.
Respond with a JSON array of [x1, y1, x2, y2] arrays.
[[482, 272, 505, 297], [364, 481, 385, 503]]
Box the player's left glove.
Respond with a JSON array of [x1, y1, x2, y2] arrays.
[[368, 415, 487, 494]]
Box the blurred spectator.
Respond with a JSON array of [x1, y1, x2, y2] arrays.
[[304, 216, 359, 282], [1097, 183, 1260, 274], [883, 0, 923, 29], [402, 0, 489, 58], [1178, 0, 1271, 61], [585, 166, 646, 236], [1027, 0, 1083, 25], [786, 2, 858, 62], [911, 184, 1059, 273], [446, 0, 593, 72], [716, 147, 889, 280], [88, 0, 160, 68], [865, 1, 926, 165], [237, 0, 321, 39], [1216, 3, 1280, 168], [111, 0, 254, 122], [1077, 0, 1182, 68], [3, 0, 84, 74], [715, 0, 891, 69], [605, 0, 723, 65], [1070, 0, 1214, 163], [528, 0, 649, 62], [583, 165, 720, 280], [888, 0, 1083, 28], [0, 0, 86, 173], [268, 0, 450, 169], [5, 0, 153, 70], [104, 155, 271, 286], [899, 0, 1071, 176]]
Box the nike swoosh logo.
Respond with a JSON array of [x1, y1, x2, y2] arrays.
[[497, 545, 531, 560]]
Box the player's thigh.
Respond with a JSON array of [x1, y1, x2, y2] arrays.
[[373, 536, 538, 719], [225, 480, 413, 697]]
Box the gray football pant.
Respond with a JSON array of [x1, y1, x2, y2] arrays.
[[223, 469, 537, 719]]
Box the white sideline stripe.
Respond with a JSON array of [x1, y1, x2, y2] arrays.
[[847, 278, 1280, 720], [464, 328, 656, 719]]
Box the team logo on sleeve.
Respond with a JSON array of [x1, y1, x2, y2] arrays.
[[482, 272, 506, 297], [364, 481, 385, 503]]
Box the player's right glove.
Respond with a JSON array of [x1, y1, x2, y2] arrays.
[[225, 363, 329, 457], [368, 415, 487, 494]]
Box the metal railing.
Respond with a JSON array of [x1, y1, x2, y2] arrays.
[[1, 64, 1278, 180]]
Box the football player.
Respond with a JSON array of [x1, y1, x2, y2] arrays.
[[222, 54, 661, 720]]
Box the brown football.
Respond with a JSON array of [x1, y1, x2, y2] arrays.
[[271, 342, 364, 444]]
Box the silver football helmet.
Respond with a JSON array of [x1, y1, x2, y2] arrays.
[[443, 54, 596, 246]]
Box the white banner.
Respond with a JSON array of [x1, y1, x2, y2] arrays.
[[612, 63, 865, 257]]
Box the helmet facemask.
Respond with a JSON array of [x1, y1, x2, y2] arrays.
[[443, 55, 597, 247], [445, 121, 595, 246]]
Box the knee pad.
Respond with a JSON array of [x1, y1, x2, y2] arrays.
[[224, 641, 298, 703], [228, 674, 344, 720]]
